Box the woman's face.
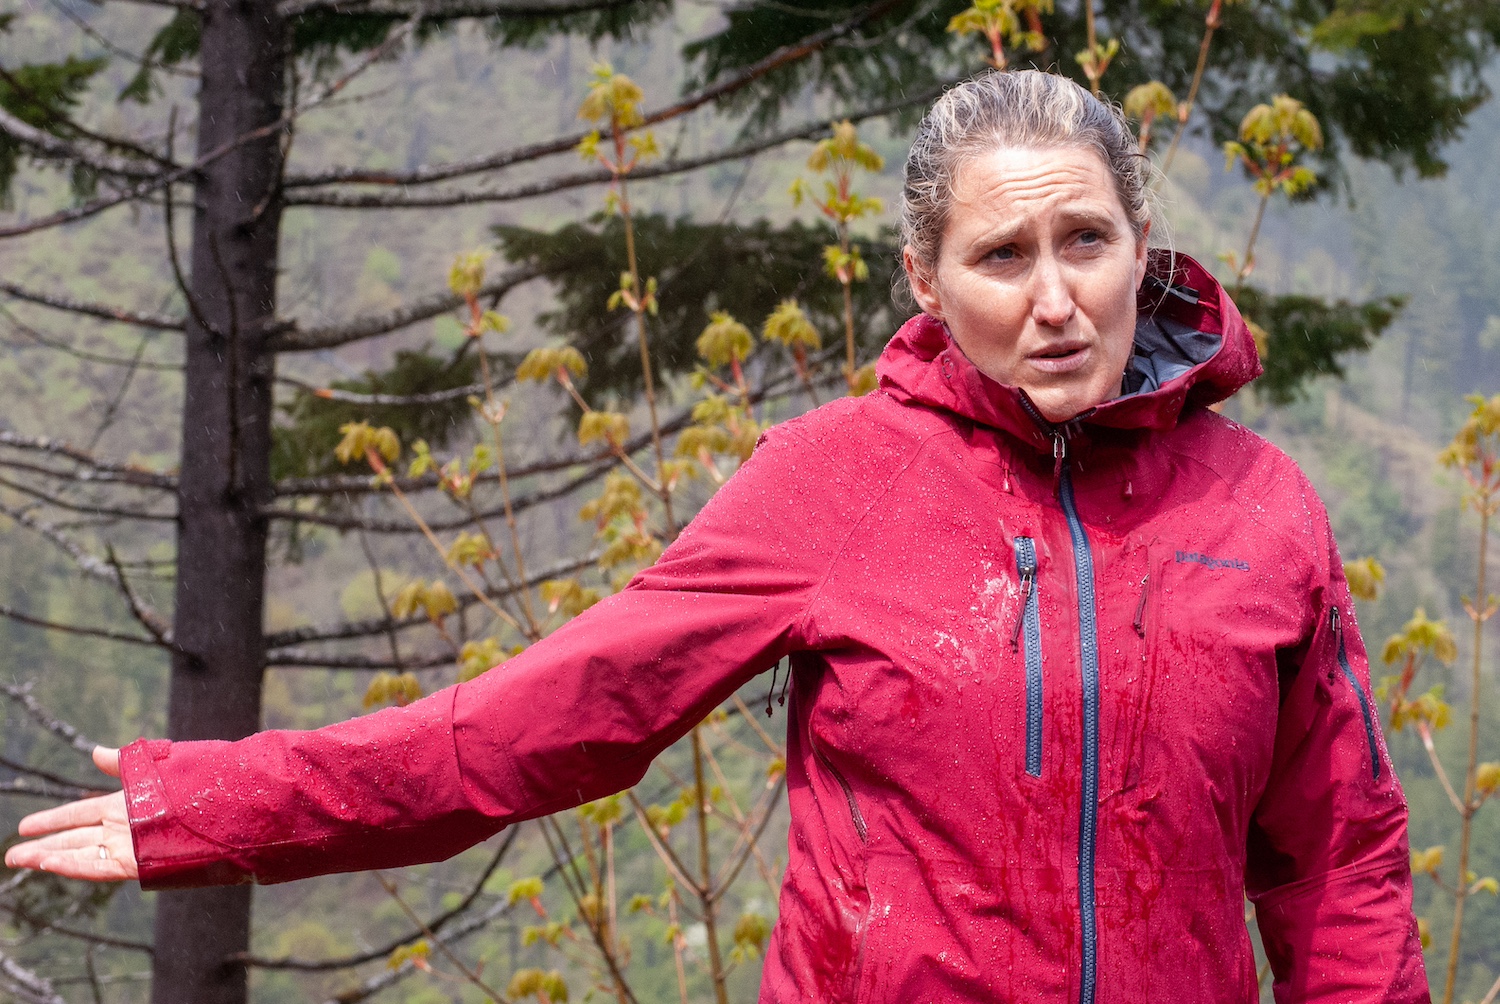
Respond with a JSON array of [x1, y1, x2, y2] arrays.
[[904, 145, 1148, 423]]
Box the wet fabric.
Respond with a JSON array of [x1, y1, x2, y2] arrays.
[[119, 252, 1428, 1003]]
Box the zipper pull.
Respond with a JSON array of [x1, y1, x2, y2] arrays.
[[1052, 432, 1067, 481], [1011, 570, 1033, 651], [1132, 573, 1150, 637], [1329, 606, 1343, 683]]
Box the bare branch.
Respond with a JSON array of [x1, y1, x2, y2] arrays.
[[1478, 969, 1500, 1004], [0, 602, 171, 650], [0, 473, 178, 523], [268, 264, 543, 352], [0, 682, 100, 756], [0, 946, 70, 1004], [276, 374, 487, 407], [282, 0, 904, 191], [274, 449, 606, 498], [0, 105, 164, 183], [0, 280, 185, 331], [264, 553, 594, 649], [264, 461, 605, 533], [110, 0, 203, 11], [0, 9, 416, 240], [0, 432, 177, 490], [105, 546, 172, 646], [46, 0, 199, 83], [0, 456, 177, 494], [0, 503, 173, 639], [2, 311, 181, 372], [235, 830, 515, 971], [267, 358, 827, 531], [318, 848, 565, 1003], [0, 907, 153, 956], [0, 754, 115, 795], [710, 774, 785, 901], [268, 648, 456, 670], [281, 0, 634, 18], [287, 85, 943, 210], [0, 778, 105, 799]]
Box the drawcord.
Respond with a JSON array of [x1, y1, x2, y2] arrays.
[[765, 660, 792, 717]]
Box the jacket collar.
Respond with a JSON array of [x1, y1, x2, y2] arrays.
[[876, 251, 1262, 453]]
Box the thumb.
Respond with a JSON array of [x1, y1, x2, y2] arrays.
[[92, 746, 121, 779]]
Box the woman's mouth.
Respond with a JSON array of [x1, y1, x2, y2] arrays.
[[1028, 343, 1092, 375]]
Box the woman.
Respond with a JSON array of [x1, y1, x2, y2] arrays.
[[7, 71, 1427, 1002]]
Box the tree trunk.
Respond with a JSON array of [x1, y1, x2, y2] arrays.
[[153, 2, 284, 1001]]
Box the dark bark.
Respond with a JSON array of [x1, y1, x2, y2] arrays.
[[154, 2, 284, 1002]]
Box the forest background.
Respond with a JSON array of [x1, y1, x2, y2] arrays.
[[0, 0, 1497, 1001]]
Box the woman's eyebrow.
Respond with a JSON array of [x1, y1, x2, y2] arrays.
[[1057, 209, 1118, 231], [971, 207, 1120, 249]]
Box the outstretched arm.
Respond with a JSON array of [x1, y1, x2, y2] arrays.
[[6, 747, 138, 880], [5, 422, 860, 889]]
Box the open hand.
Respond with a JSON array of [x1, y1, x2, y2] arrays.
[[4, 747, 137, 881]]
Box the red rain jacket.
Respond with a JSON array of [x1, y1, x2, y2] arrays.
[[120, 253, 1428, 1003]]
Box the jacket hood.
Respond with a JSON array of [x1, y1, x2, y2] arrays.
[[876, 250, 1262, 452]]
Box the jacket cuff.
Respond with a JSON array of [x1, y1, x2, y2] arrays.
[[120, 738, 250, 890]]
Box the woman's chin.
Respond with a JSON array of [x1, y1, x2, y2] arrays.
[[1024, 383, 1113, 425]]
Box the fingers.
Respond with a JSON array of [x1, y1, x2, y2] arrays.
[[5, 790, 137, 881], [93, 746, 121, 778], [4, 826, 137, 881], [15, 791, 122, 838]]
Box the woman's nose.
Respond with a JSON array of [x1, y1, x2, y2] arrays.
[[1029, 258, 1076, 328]]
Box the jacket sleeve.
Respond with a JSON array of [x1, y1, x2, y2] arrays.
[[121, 425, 850, 889], [1245, 512, 1429, 1003]]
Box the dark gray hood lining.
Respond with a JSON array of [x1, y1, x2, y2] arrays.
[[1120, 313, 1222, 398]]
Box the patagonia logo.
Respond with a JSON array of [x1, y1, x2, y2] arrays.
[[1175, 550, 1250, 572]]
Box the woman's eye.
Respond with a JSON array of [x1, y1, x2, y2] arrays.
[[989, 245, 1017, 261], [1077, 230, 1102, 245]]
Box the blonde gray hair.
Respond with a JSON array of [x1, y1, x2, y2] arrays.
[[900, 71, 1153, 276]]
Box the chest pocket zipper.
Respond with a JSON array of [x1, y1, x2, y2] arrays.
[[1331, 605, 1381, 781], [1012, 537, 1044, 777]]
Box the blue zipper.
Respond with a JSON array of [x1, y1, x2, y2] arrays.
[[1056, 446, 1101, 1004], [1015, 393, 1103, 1004], [1013, 537, 1044, 777], [1331, 606, 1381, 781]]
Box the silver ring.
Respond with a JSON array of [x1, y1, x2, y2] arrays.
[[97, 844, 108, 860]]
